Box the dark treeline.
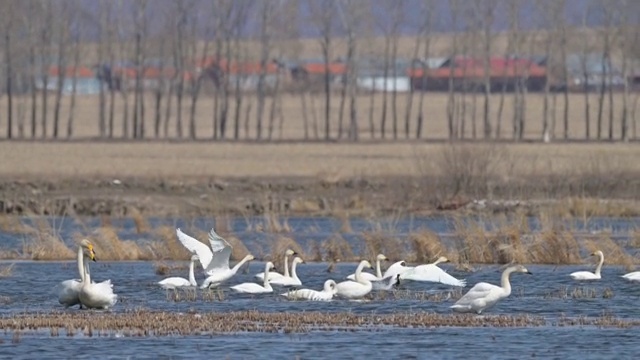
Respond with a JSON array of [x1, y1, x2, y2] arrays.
[[0, 0, 639, 142]]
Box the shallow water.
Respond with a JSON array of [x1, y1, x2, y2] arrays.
[[1, 261, 640, 359], [1, 215, 639, 358]]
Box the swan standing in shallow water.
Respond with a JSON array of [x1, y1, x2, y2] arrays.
[[57, 240, 94, 308], [231, 262, 275, 294], [176, 228, 255, 289], [451, 265, 531, 314], [158, 255, 200, 289], [347, 254, 387, 282], [335, 260, 374, 300], [281, 280, 337, 301], [255, 249, 296, 281], [77, 240, 118, 310], [399, 256, 467, 287], [269, 257, 304, 286], [622, 271, 640, 282], [570, 251, 604, 280]]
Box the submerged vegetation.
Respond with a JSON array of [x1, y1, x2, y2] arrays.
[[2, 310, 640, 337]]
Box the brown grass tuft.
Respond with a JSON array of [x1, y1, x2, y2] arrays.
[[321, 234, 355, 262], [528, 231, 581, 264], [360, 232, 406, 262], [25, 222, 74, 260], [0, 215, 32, 234], [584, 235, 636, 271], [150, 226, 191, 260], [0, 263, 14, 277], [128, 207, 149, 234], [409, 231, 448, 263]]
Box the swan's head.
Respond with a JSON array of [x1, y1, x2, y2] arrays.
[[360, 260, 373, 269], [324, 279, 338, 293], [245, 254, 255, 261], [266, 261, 275, 271], [376, 254, 388, 261], [285, 249, 297, 256], [590, 250, 603, 257], [190, 254, 200, 262], [292, 257, 305, 264], [80, 239, 96, 262], [512, 265, 532, 275], [399, 261, 406, 267]]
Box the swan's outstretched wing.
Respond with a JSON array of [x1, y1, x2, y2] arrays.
[[204, 228, 233, 273], [176, 228, 213, 270], [401, 264, 467, 287]]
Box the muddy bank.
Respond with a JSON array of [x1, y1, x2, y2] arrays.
[[0, 176, 638, 217]]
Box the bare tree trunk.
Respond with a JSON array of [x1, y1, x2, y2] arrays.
[[4, 14, 13, 139], [447, 1, 460, 140], [66, 22, 81, 139], [380, 36, 391, 139], [480, 0, 496, 139], [39, 2, 53, 139], [27, 3, 38, 139]]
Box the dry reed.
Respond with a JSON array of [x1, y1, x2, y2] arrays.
[[360, 232, 405, 262], [128, 207, 150, 234], [321, 235, 355, 262], [267, 236, 306, 270], [0, 263, 14, 277], [409, 231, 449, 263]]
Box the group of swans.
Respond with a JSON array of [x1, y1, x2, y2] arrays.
[[347, 254, 467, 288], [56, 239, 118, 310], [570, 250, 640, 282]]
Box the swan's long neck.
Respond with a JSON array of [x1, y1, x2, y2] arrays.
[[375, 259, 382, 278], [291, 260, 300, 281], [263, 263, 272, 290], [354, 261, 369, 284], [500, 267, 515, 296], [283, 254, 291, 278], [82, 254, 91, 285], [188, 259, 196, 286], [77, 246, 85, 282], [594, 253, 604, 276], [231, 256, 252, 273]]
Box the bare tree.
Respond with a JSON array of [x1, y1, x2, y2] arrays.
[[51, 2, 69, 139], [477, 0, 497, 139], [447, 0, 461, 140], [414, 0, 435, 139], [186, 1, 210, 140], [26, 2, 38, 138], [255, 0, 275, 141], [2, 0, 15, 139], [39, 1, 53, 138], [309, 0, 336, 141], [66, 1, 82, 139], [618, 0, 636, 141], [132, 0, 149, 139]]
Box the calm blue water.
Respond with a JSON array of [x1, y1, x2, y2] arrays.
[[0, 215, 639, 359]]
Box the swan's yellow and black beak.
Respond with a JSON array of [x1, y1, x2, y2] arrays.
[[88, 245, 97, 262]]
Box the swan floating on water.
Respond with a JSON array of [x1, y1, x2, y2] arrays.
[[281, 279, 337, 301], [77, 239, 118, 310], [450, 264, 532, 314], [622, 271, 640, 282], [399, 256, 467, 287], [347, 254, 387, 282], [570, 251, 604, 280], [56, 240, 95, 308], [335, 260, 374, 300], [269, 256, 304, 286], [158, 255, 199, 289], [231, 262, 275, 294], [176, 228, 255, 289], [255, 249, 297, 281]]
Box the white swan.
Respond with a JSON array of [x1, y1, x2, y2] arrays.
[[269, 256, 304, 286], [175, 228, 255, 289], [78, 240, 118, 310], [622, 271, 640, 282], [570, 251, 604, 280], [255, 249, 297, 281], [399, 256, 467, 287], [230, 262, 275, 294], [281, 279, 337, 301], [158, 255, 199, 289], [335, 260, 374, 300], [451, 265, 532, 314], [347, 254, 388, 281], [382, 260, 413, 280], [56, 240, 94, 308]]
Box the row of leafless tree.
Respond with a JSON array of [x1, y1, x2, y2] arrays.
[[0, 0, 639, 142]]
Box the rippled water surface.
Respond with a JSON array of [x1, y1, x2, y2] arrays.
[[0, 215, 639, 359]]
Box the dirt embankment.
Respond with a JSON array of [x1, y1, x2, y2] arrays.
[[0, 176, 639, 218]]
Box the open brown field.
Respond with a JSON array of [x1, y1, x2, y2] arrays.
[[1, 92, 638, 141]]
